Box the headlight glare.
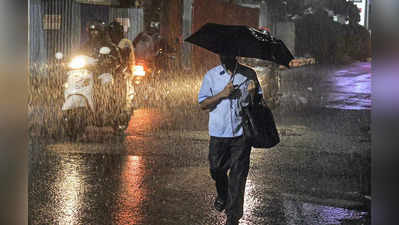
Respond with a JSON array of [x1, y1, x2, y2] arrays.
[[133, 65, 146, 77], [69, 56, 87, 69]]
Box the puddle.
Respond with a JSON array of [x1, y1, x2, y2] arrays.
[[283, 199, 368, 225]]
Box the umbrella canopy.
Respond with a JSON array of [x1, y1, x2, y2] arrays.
[[185, 23, 294, 67]]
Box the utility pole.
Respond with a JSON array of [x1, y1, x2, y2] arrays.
[[28, 0, 30, 72], [182, 0, 193, 69], [259, 1, 274, 34], [365, 0, 370, 30]]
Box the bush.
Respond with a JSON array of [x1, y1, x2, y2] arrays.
[[295, 12, 371, 64], [344, 24, 371, 61]]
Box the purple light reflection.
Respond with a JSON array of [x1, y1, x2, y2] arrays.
[[325, 62, 371, 110]]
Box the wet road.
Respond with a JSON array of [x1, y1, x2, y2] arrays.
[[29, 149, 368, 225], [323, 62, 371, 110], [29, 63, 370, 225], [279, 62, 371, 111]]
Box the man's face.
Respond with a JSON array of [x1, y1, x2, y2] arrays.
[[220, 55, 237, 71]]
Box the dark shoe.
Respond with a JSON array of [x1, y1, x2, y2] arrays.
[[214, 196, 226, 212], [225, 216, 239, 225]]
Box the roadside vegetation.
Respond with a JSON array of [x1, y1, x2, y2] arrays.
[[267, 0, 371, 64]]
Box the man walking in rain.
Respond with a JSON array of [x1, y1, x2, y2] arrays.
[[198, 55, 262, 225]]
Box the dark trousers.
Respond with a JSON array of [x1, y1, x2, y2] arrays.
[[209, 135, 251, 219]]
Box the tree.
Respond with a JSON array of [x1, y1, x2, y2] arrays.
[[321, 0, 360, 25], [261, 0, 360, 24]]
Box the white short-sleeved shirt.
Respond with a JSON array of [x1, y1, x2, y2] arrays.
[[198, 64, 262, 137]]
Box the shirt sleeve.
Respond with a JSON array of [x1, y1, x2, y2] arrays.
[[198, 74, 212, 103]]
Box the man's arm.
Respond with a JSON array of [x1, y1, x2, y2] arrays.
[[199, 81, 234, 110]]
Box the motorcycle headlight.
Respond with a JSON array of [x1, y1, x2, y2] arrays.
[[133, 65, 146, 77], [69, 56, 87, 69]]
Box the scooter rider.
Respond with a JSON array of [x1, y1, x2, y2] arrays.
[[80, 21, 106, 57], [106, 21, 136, 111], [107, 21, 135, 72], [80, 21, 121, 69]]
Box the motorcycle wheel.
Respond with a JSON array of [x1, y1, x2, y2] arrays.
[[62, 108, 88, 141]]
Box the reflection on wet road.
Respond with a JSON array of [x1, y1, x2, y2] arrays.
[[29, 144, 369, 224], [29, 150, 368, 224], [324, 62, 371, 110], [114, 155, 146, 225], [29, 149, 156, 224], [240, 176, 367, 225]]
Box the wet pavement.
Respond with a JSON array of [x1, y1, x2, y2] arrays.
[[279, 62, 371, 111], [323, 62, 371, 110], [29, 63, 371, 225]]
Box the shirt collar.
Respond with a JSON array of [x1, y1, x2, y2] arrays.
[[219, 65, 233, 76], [220, 64, 242, 76]]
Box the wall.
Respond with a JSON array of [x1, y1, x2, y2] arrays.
[[182, 0, 194, 69], [160, 0, 183, 53], [29, 0, 144, 74], [29, 0, 48, 67], [259, 1, 272, 31], [109, 7, 144, 41], [29, 0, 81, 68], [275, 22, 295, 56]]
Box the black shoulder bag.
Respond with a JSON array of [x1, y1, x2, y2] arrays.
[[241, 94, 280, 148]]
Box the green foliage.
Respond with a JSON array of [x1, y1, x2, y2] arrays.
[[248, 0, 368, 64], [295, 11, 370, 64], [265, 0, 360, 25], [344, 24, 371, 60]]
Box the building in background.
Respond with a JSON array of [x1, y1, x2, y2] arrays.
[[162, 0, 296, 69], [167, 0, 260, 69], [29, 0, 144, 70]]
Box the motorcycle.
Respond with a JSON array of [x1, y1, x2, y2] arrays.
[[131, 48, 175, 85], [57, 46, 134, 139], [132, 59, 155, 85], [132, 31, 166, 85]]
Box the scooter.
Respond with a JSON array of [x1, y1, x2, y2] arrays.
[[57, 46, 134, 139]]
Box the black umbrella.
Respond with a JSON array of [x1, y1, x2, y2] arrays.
[[185, 23, 294, 67]]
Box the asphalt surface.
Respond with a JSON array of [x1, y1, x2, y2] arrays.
[[29, 62, 371, 225], [278, 61, 371, 111]]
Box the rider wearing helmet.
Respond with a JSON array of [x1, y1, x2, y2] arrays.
[[108, 21, 124, 45], [80, 21, 107, 57], [107, 21, 135, 72]]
